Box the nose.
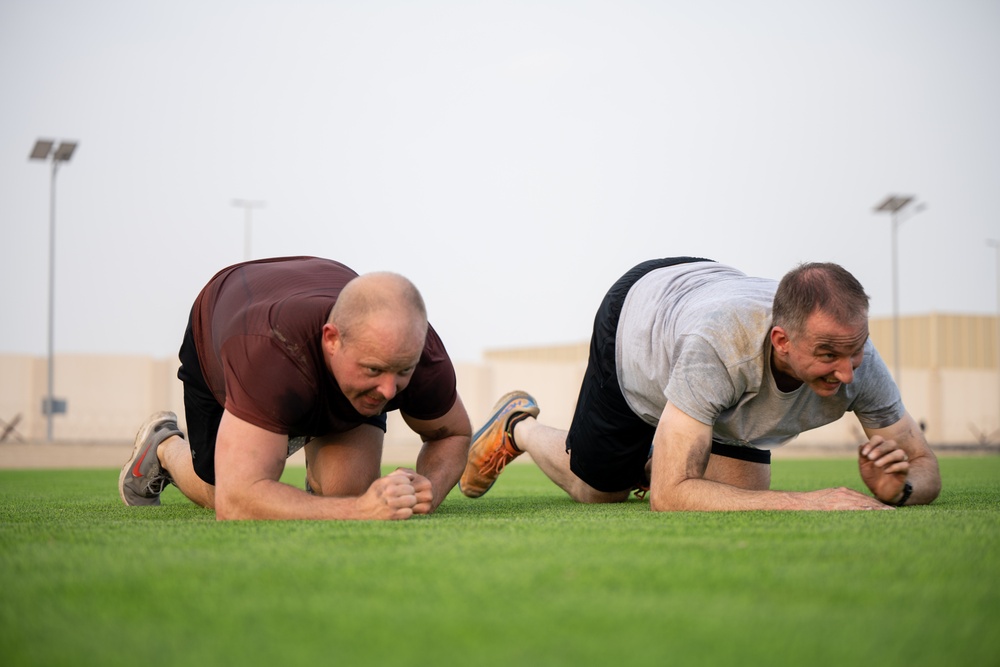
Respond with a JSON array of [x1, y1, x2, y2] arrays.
[[376, 375, 398, 401], [834, 357, 855, 384]]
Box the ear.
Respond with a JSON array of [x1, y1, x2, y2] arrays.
[[321, 323, 341, 354], [770, 326, 791, 355]]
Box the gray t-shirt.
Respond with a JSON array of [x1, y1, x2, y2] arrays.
[[615, 261, 904, 449]]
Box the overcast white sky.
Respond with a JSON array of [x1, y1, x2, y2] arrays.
[[2, 0, 998, 363]]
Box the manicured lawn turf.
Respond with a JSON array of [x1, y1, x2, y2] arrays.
[[1, 457, 998, 666]]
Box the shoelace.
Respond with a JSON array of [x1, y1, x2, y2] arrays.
[[145, 474, 171, 496], [480, 430, 518, 476], [479, 412, 532, 476], [141, 421, 180, 496]]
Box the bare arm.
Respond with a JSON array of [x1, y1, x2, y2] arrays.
[[649, 403, 895, 511], [213, 410, 420, 521], [402, 395, 473, 512], [859, 411, 941, 506]]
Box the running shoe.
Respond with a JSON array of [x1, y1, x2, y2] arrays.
[[460, 391, 539, 498], [119, 411, 183, 506]]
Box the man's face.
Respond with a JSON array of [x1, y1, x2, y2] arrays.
[[771, 309, 869, 397], [323, 313, 426, 416]]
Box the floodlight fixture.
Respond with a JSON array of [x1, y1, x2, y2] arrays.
[[873, 195, 914, 214], [30, 139, 55, 160], [53, 141, 78, 162]]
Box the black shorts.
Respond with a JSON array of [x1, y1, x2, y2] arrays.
[[566, 257, 771, 493], [176, 313, 226, 485]]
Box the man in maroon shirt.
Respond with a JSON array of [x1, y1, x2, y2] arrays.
[[119, 256, 472, 520]]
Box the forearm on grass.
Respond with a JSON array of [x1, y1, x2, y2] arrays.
[[416, 434, 470, 511], [215, 479, 363, 521], [652, 476, 896, 512]]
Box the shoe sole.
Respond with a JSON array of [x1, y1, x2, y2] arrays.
[[118, 411, 177, 506], [471, 391, 539, 442]]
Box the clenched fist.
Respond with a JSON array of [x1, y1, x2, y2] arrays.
[[355, 468, 435, 520]]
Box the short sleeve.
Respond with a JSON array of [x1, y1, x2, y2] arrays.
[[665, 335, 742, 426], [848, 342, 905, 429]]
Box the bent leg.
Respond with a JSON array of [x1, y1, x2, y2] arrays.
[[304, 424, 384, 497], [703, 453, 770, 490], [159, 435, 216, 508], [514, 419, 630, 504]]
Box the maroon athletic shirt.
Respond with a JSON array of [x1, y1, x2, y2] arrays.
[[191, 256, 457, 437]]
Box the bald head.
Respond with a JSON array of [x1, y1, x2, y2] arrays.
[[329, 272, 428, 342]]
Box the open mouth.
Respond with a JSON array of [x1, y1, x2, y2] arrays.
[[818, 378, 841, 392], [359, 394, 386, 411]]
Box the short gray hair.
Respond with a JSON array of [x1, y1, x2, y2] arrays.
[[772, 262, 869, 336]]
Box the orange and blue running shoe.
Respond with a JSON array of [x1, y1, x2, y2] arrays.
[[460, 391, 539, 498]]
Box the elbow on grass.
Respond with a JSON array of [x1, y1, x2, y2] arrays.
[[649, 490, 684, 513], [213, 491, 247, 521]]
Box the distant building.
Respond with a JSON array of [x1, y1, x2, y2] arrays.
[[1, 314, 997, 449]]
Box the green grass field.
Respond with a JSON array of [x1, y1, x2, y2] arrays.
[[1, 457, 998, 667]]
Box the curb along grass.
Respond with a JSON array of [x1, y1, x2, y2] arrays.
[[1, 457, 998, 667]]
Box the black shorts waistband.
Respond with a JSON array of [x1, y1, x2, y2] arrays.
[[711, 441, 771, 464]]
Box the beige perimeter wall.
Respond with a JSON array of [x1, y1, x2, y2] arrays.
[[2, 314, 998, 448]]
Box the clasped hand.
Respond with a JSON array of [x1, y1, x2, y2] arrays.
[[858, 436, 910, 504], [359, 468, 434, 520]]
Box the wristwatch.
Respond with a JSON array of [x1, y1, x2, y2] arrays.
[[892, 481, 913, 506]]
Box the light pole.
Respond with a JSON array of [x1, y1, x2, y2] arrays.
[[988, 239, 1000, 432], [29, 138, 78, 441], [231, 199, 266, 261], [873, 194, 926, 386]]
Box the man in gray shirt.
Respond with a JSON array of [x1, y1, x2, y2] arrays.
[[460, 257, 941, 511]]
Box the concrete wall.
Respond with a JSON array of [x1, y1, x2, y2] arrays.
[[0, 353, 187, 442], [2, 313, 998, 447]]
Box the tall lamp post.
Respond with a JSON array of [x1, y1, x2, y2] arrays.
[[231, 199, 266, 261], [873, 194, 926, 386], [988, 239, 1000, 433], [29, 138, 78, 441]]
